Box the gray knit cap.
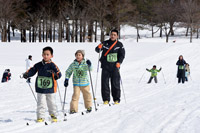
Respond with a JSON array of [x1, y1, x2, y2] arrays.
[[75, 50, 85, 57]]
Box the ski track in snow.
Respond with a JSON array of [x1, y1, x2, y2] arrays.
[[0, 40, 200, 133]]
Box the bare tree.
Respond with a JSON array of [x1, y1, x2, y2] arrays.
[[180, 0, 200, 43]]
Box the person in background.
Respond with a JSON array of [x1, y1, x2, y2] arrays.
[[185, 63, 190, 82], [26, 55, 32, 83], [176, 55, 187, 84], [146, 65, 162, 84], [1, 69, 11, 83]]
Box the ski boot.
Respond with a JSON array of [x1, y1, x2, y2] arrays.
[[37, 118, 44, 123], [86, 107, 92, 113], [70, 110, 76, 114], [114, 101, 120, 105], [103, 101, 109, 105], [50, 114, 57, 122]]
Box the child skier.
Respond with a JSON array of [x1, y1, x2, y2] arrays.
[[146, 65, 162, 83], [64, 50, 92, 114], [22, 46, 62, 122], [176, 55, 187, 84], [185, 63, 190, 82], [25, 55, 32, 83], [1, 69, 11, 83]]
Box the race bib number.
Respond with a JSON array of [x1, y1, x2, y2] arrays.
[[179, 65, 184, 70], [74, 68, 85, 78], [107, 53, 118, 62], [37, 76, 53, 89]]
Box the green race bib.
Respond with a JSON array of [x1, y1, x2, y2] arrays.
[[74, 68, 85, 78], [107, 53, 118, 62], [179, 65, 184, 70], [37, 76, 53, 89]]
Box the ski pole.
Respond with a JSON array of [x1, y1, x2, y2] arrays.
[[88, 66, 98, 111], [56, 81, 63, 110], [118, 68, 127, 103], [62, 87, 68, 121], [161, 71, 166, 84], [27, 82, 38, 103], [138, 71, 146, 83], [20, 74, 37, 103], [94, 46, 102, 100]]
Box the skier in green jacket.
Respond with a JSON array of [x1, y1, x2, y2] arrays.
[[146, 65, 162, 83]]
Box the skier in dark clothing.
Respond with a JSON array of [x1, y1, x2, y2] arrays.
[[95, 29, 125, 105], [176, 55, 187, 84], [1, 69, 11, 83]]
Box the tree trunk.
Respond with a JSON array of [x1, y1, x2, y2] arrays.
[[46, 20, 48, 42], [100, 21, 104, 42], [12, 26, 15, 37], [32, 26, 35, 42], [2, 21, 7, 42], [43, 20, 45, 42], [170, 22, 174, 36], [71, 20, 75, 42], [29, 26, 31, 42], [80, 19, 83, 42], [53, 20, 55, 42], [95, 20, 97, 42], [50, 19, 52, 42], [197, 28, 199, 39], [66, 21, 70, 42], [136, 25, 139, 43], [160, 24, 163, 38], [190, 27, 192, 43], [83, 21, 86, 42], [88, 21, 93, 42], [152, 24, 154, 38], [185, 26, 189, 37], [8, 21, 11, 42], [39, 21, 42, 42], [23, 29, 26, 42], [58, 18, 62, 42], [75, 19, 78, 42]]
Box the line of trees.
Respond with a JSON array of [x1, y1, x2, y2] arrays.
[[0, 0, 200, 43]]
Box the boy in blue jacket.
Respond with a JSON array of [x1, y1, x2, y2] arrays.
[[23, 46, 62, 122]]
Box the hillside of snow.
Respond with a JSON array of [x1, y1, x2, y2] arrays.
[[0, 26, 200, 133]]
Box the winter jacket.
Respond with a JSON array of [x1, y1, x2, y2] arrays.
[[95, 39, 125, 70], [65, 59, 91, 86], [26, 58, 32, 71], [147, 69, 161, 77], [1, 70, 11, 82], [176, 59, 186, 78], [26, 60, 62, 94]]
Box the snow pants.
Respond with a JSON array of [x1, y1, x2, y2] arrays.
[[177, 69, 185, 83], [148, 76, 158, 83], [37, 93, 57, 119], [70, 86, 92, 112], [101, 68, 121, 102]]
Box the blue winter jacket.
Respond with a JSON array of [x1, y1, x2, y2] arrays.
[[26, 60, 62, 94]]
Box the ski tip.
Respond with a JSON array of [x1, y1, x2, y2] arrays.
[[45, 122, 48, 125], [109, 104, 111, 106], [82, 112, 84, 115], [26, 122, 29, 126], [63, 118, 67, 121], [64, 113, 67, 116]]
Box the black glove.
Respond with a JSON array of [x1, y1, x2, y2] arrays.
[[64, 79, 69, 87], [86, 60, 92, 67], [159, 67, 162, 71], [54, 73, 59, 80], [146, 68, 149, 71], [23, 72, 28, 79]]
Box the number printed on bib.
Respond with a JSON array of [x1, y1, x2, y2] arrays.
[[37, 76, 53, 89], [107, 53, 118, 62]]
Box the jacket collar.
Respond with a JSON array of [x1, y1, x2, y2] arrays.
[[42, 59, 52, 65]]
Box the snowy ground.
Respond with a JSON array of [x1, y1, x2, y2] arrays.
[[1, 27, 200, 133]]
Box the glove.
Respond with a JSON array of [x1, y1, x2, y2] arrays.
[[23, 72, 28, 79], [116, 63, 120, 68], [86, 60, 92, 67], [146, 68, 149, 71], [54, 73, 59, 80], [159, 67, 162, 71], [64, 79, 69, 87], [98, 44, 103, 49]]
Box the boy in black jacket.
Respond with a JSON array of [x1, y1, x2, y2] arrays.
[[95, 29, 125, 105], [23, 46, 62, 122], [176, 55, 186, 84]]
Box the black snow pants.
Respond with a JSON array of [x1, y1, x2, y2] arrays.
[[177, 69, 185, 83], [101, 68, 121, 102]]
